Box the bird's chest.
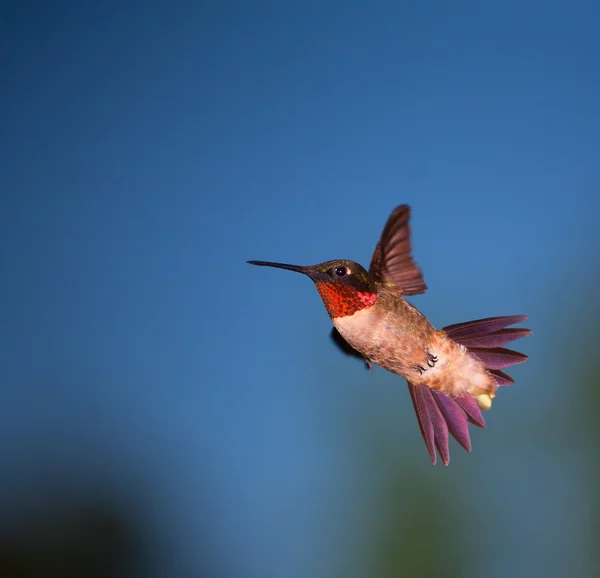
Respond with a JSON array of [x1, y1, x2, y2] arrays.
[[333, 308, 381, 351]]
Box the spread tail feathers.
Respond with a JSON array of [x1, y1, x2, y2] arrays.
[[409, 315, 531, 465], [444, 314, 532, 386]]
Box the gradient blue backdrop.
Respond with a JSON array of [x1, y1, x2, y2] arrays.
[[2, 2, 599, 577]]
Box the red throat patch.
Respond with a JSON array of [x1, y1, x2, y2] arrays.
[[315, 282, 377, 318]]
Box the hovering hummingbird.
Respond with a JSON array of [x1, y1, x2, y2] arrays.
[[248, 205, 531, 465]]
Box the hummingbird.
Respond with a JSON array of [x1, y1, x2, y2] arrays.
[[248, 205, 531, 465]]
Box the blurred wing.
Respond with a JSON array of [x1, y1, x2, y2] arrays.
[[369, 205, 427, 295]]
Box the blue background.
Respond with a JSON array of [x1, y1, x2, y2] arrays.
[[2, 1, 599, 577]]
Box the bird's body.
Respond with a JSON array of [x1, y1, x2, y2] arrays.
[[333, 288, 497, 407], [249, 205, 531, 465]]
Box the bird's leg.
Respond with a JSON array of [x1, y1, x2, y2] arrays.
[[415, 365, 426, 375], [364, 359, 373, 372]]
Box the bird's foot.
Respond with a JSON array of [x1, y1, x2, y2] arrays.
[[426, 352, 438, 368]]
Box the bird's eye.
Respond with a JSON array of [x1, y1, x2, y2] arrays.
[[334, 266, 348, 277]]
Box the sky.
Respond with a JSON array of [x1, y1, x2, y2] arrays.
[[2, 1, 599, 577]]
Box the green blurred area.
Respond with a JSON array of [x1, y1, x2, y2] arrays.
[[347, 279, 600, 578]]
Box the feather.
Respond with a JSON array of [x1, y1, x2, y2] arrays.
[[444, 315, 531, 386], [408, 382, 487, 465], [369, 205, 427, 295]]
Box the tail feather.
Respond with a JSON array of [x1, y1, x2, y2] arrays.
[[468, 347, 528, 370], [445, 315, 531, 384], [455, 327, 532, 348], [409, 315, 530, 465], [488, 369, 515, 386], [443, 314, 528, 339]]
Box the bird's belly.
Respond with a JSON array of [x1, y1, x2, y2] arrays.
[[333, 308, 426, 377]]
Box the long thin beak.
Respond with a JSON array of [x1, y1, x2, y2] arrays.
[[247, 260, 314, 277]]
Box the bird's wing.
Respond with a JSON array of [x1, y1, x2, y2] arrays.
[[368, 205, 427, 295]]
